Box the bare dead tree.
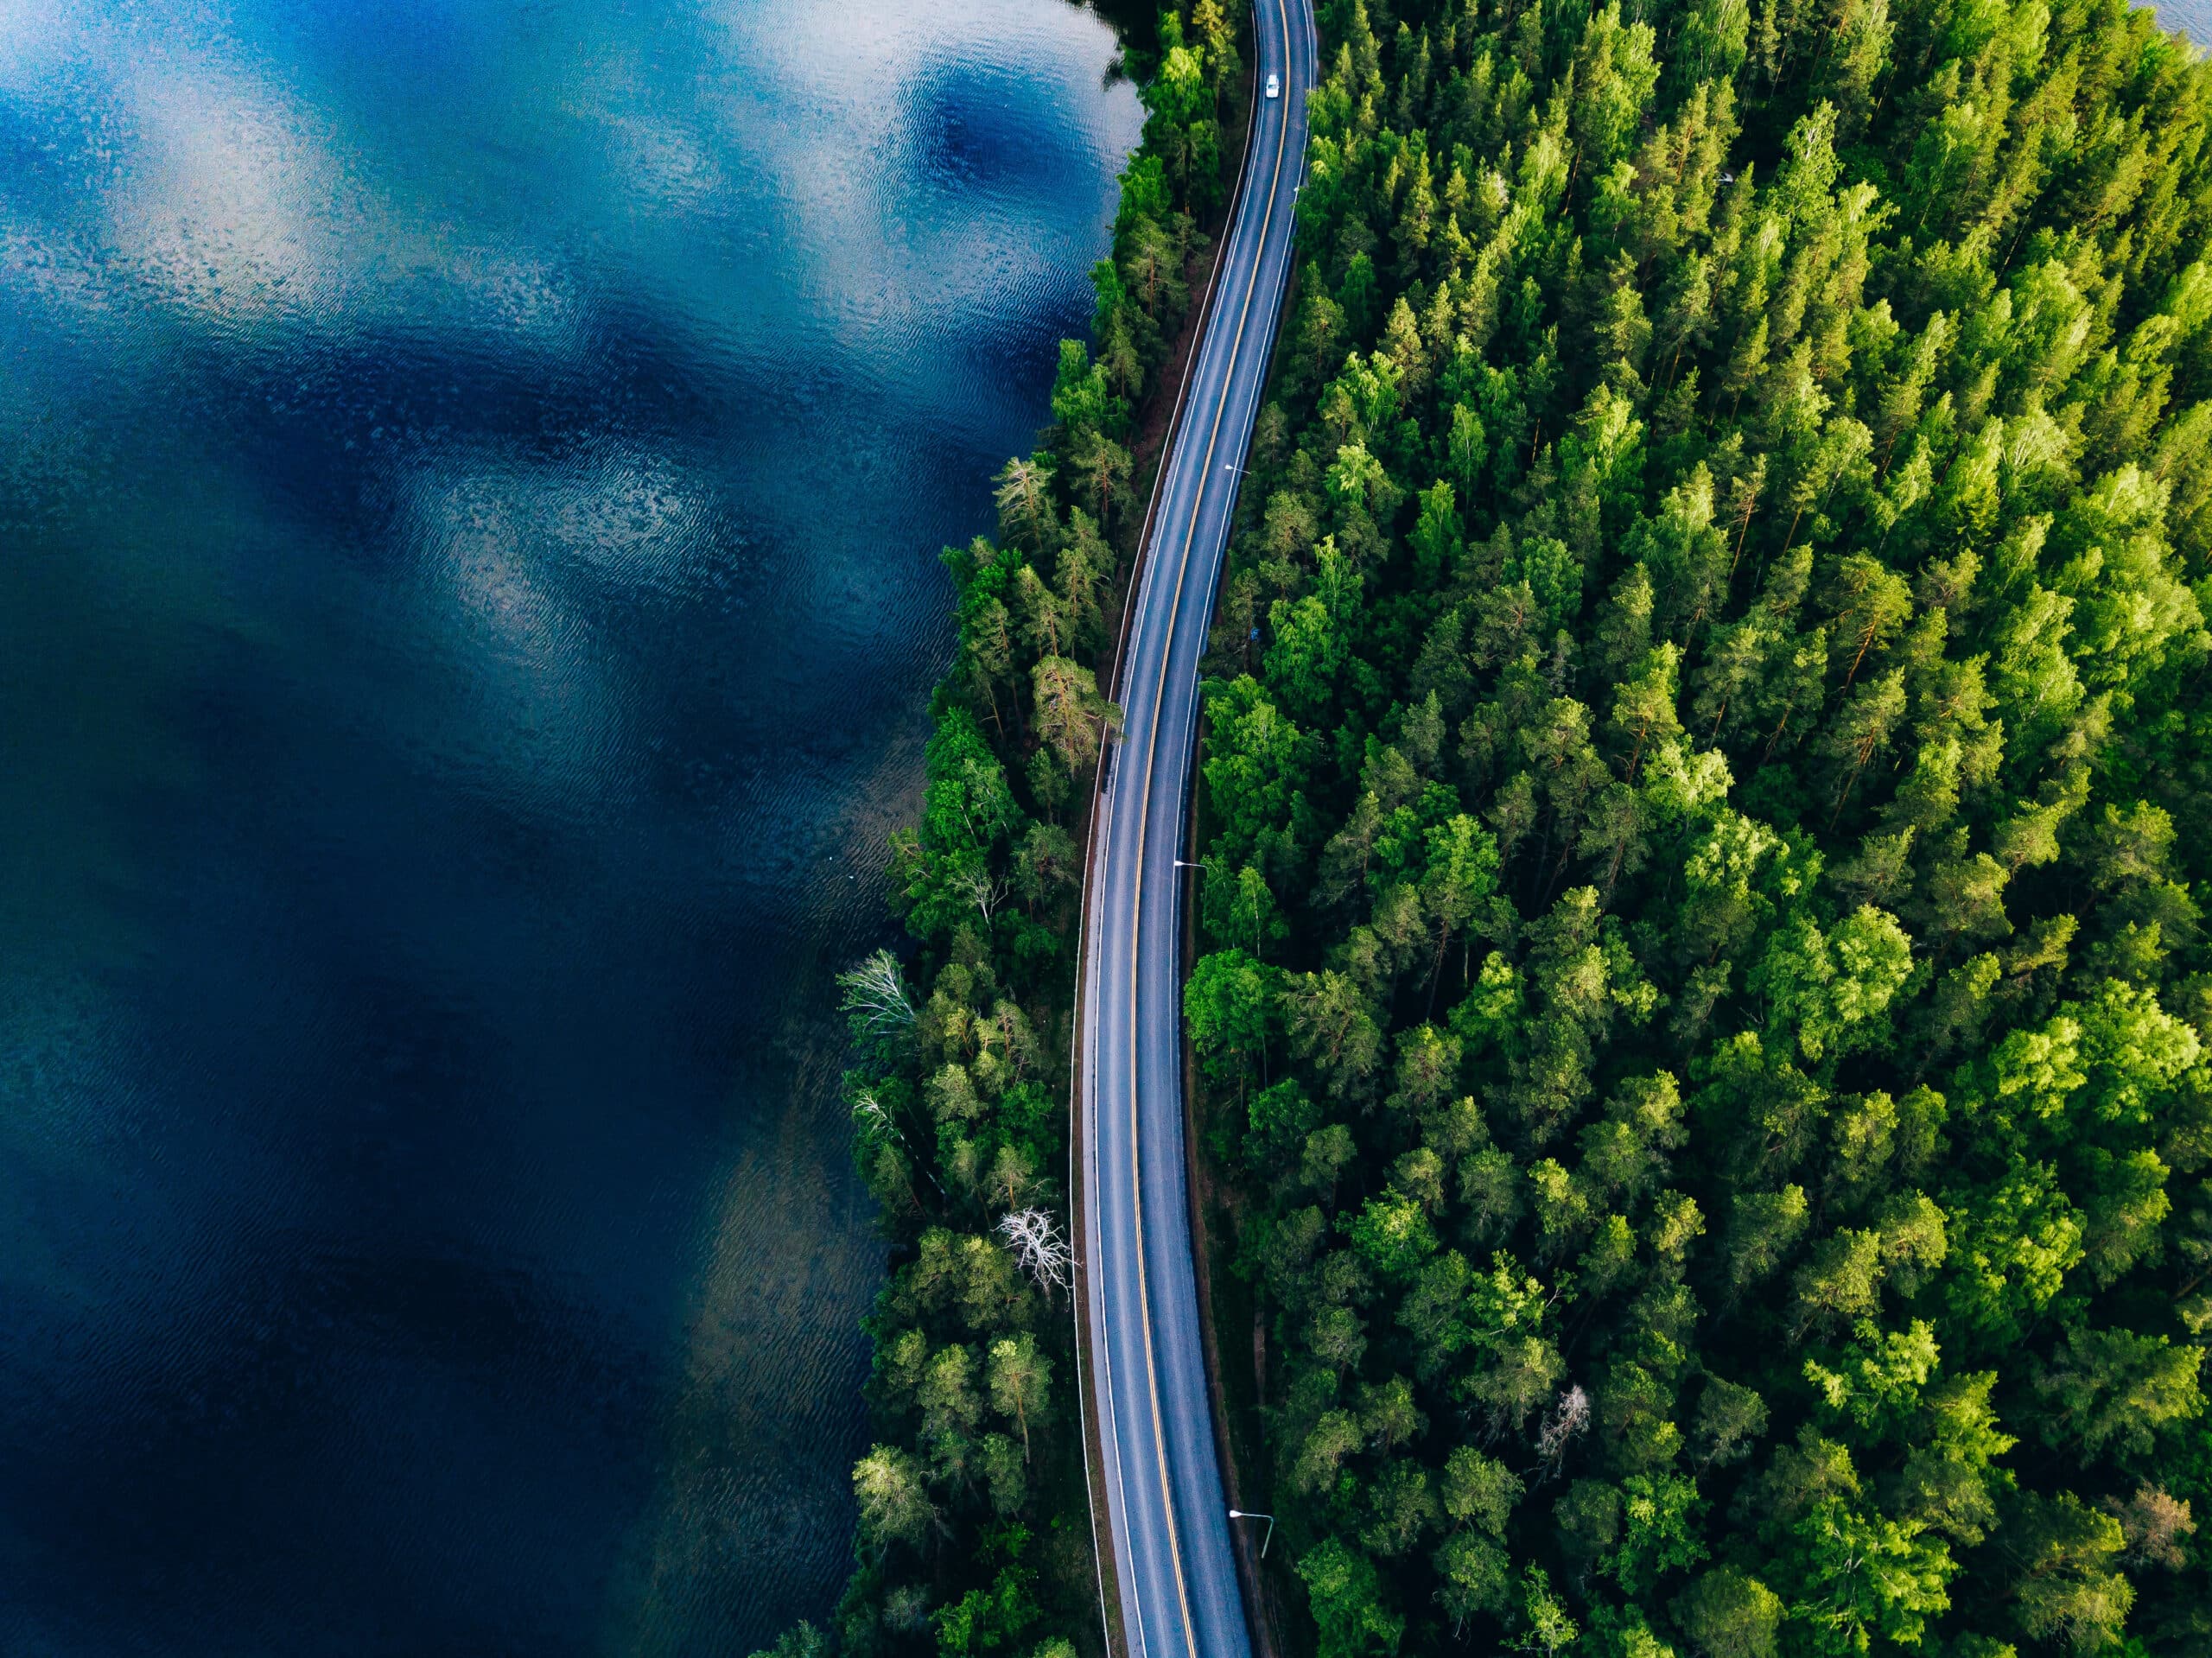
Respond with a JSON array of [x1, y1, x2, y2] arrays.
[[836, 949, 915, 1037], [952, 866, 1009, 924], [1535, 1384, 1591, 1474], [850, 1084, 942, 1199], [998, 1208, 1072, 1293], [851, 1086, 888, 1128]]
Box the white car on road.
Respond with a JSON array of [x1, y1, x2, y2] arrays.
[[1266, 73, 1279, 98]]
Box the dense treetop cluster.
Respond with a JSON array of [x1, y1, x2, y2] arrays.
[[1184, 0, 2212, 1655]]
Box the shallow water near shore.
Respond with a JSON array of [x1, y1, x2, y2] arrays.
[[0, 0, 1138, 1649]]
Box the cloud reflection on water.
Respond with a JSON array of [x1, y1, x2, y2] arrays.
[[0, 0, 1139, 1652]]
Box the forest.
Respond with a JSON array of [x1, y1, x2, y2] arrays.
[[761, 0, 2212, 1653], [743, 7, 1244, 1657], [1182, 0, 2212, 1655]]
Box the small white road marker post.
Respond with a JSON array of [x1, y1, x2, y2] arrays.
[[1227, 1509, 1275, 1557]]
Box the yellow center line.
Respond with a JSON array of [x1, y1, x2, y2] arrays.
[[1124, 1, 1297, 1652]]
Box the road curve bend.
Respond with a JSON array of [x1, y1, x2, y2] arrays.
[[1077, 1, 1314, 1655]]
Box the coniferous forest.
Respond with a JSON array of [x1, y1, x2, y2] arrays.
[[1186, 0, 2212, 1655], [766, 0, 2212, 1656]]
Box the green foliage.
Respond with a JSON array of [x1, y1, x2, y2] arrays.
[[1674, 1566, 1782, 1658], [1186, 946, 1281, 1086], [823, 8, 1243, 1653], [1198, 0, 2212, 1654], [1300, 1536, 1408, 1658], [747, 1622, 832, 1658]]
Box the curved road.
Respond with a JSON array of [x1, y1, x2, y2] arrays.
[[1078, 1, 1314, 1655]]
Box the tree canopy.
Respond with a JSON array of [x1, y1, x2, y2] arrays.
[[1189, 0, 2212, 1654]]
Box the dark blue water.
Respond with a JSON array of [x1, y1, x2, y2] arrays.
[[0, 1, 1138, 1651]]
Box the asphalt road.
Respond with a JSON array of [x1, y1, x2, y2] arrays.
[[1078, 1, 1314, 1654]]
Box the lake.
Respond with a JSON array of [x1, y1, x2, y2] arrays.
[[2161, 0, 2212, 44], [0, 0, 1139, 1650]]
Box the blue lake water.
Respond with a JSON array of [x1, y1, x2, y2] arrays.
[[2160, 0, 2212, 43], [0, 0, 1138, 1650]]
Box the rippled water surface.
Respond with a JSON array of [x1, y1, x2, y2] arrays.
[[2155, 0, 2212, 45], [0, 0, 1138, 1649]]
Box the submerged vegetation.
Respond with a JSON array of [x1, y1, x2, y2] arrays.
[[748, 8, 1245, 1658], [1188, 0, 2212, 1655]]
